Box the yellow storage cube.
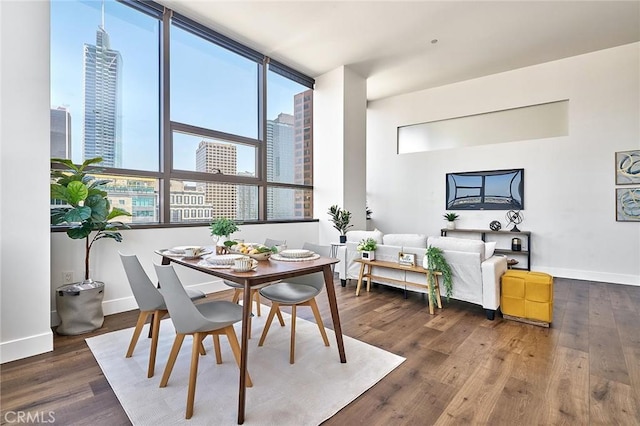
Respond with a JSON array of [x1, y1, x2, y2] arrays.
[[501, 270, 553, 326]]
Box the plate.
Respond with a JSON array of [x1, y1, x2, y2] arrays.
[[230, 265, 258, 272], [182, 249, 212, 260], [230, 251, 271, 261], [279, 249, 313, 259], [204, 253, 245, 265]]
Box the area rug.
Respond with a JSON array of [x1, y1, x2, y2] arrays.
[[86, 306, 405, 425]]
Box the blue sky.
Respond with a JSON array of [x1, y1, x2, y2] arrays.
[[51, 0, 304, 173]]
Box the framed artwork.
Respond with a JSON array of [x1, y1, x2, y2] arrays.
[[616, 187, 640, 222], [398, 252, 416, 266], [615, 150, 640, 185]]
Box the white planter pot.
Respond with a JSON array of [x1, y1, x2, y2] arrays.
[[423, 255, 429, 269], [361, 250, 375, 261], [446, 221, 456, 230]]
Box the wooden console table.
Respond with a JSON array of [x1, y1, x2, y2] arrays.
[[354, 258, 442, 315]]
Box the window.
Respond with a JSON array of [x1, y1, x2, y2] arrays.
[[51, 0, 314, 226]]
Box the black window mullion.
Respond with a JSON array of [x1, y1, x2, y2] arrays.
[[160, 7, 171, 224]]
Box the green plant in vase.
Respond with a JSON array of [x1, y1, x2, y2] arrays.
[[209, 217, 240, 254], [443, 212, 459, 230], [425, 246, 453, 306], [357, 237, 377, 261], [327, 205, 353, 243]]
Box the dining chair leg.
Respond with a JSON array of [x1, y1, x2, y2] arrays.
[[160, 333, 185, 387], [232, 289, 241, 304], [147, 309, 166, 378], [185, 332, 202, 419], [275, 306, 285, 326], [258, 303, 280, 346], [290, 305, 297, 364], [309, 298, 330, 346], [253, 289, 261, 316], [212, 334, 222, 364], [224, 326, 253, 387], [126, 311, 150, 357]]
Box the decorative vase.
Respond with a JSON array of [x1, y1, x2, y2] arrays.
[[361, 250, 375, 261], [423, 255, 429, 269], [339, 235, 347, 243], [446, 221, 456, 230], [214, 235, 231, 254]]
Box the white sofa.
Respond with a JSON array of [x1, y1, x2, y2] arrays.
[[337, 230, 508, 320]]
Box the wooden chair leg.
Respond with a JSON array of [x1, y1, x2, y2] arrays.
[[253, 289, 261, 316], [126, 311, 150, 358], [185, 332, 201, 419], [232, 289, 241, 304], [224, 326, 253, 387], [212, 334, 222, 364], [160, 333, 185, 387], [258, 303, 280, 346], [309, 298, 330, 346], [275, 306, 285, 326], [147, 309, 165, 378], [290, 305, 297, 364]]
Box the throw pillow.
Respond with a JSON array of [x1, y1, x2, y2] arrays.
[[346, 228, 384, 244], [485, 241, 497, 258]]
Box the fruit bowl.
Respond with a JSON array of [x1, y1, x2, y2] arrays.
[[228, 242, 275, 260]]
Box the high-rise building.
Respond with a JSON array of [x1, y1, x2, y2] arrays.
[[82, 22, 122, 167], [50, 107, 72, 159], [195, 140, 238, 218], [293, 90, 313, 218], [266, 113, 295, 219]]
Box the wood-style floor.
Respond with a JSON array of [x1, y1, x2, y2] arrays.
[[1, 276, 639, 425]]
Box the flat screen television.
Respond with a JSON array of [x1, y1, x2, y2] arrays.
[[446, 169, 524, 210]]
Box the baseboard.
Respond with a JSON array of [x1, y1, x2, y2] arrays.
[[51, 279, 230, 326], [535, 266, 639, 287], [0, 330, 53, 364]]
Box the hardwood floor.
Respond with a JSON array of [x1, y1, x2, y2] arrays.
[[1, 276, 639, 425]]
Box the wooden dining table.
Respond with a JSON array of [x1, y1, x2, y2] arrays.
[[156, 248, 345, 424]]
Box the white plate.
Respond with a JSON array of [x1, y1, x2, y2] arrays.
[[170, 246, 201, 254], [279, 249, 313, 258], [204, 254, 245, 265], [230, 265, 258, 272]]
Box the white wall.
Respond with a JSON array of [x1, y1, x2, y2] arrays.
[[1, 0, 54, 363], [367, 43, 640, 286], [50, 223, 318, 325]]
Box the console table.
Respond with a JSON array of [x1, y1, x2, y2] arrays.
[[441, 228, 531, 270], [354, 258, 442, 315]]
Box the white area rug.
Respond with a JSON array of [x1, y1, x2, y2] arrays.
[[86, 307, 405, 425]]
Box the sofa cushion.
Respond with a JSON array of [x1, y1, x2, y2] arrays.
[[485, 241, 497, 258], [346, 229, 384, 244], [427, 236, 486, 262], [383, 234, 427, 247]]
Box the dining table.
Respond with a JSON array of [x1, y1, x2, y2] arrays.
[[156, 246, 345, 424]]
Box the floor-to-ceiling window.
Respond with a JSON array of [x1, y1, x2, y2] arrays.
[[50, 0, 314, 225]]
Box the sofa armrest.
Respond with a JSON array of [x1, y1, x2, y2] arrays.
[[481, 255, 508, 310]]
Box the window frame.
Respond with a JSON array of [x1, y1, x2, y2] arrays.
[[51, 0, 315, 229]]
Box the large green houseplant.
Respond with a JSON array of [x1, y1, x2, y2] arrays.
[[424, 246, 453, 306], [51, 157, 131, 281], [51, 157, 130, 335], [327, 205, 353, 243]]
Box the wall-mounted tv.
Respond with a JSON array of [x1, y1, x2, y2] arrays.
[[446, 169, 524, 210]]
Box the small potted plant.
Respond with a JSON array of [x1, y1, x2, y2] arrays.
[[357, 237, 378, 261], [443, 212, 460, 230], [209, 217, 240, 254], [423, 246, 453, 307], [327, 205, 353, 243]]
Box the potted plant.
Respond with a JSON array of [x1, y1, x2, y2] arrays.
[[209, 217, 240, 254], [50, 157, 131, 334], [357, 237, 377, 261], [443, 212, 460, 230], [327, 205, 353, 243], [423, 246, 453, 307]]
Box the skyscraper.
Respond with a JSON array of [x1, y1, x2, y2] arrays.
[[266, 113, 295, 219], [195, 140, 238, 219], [82, 21, 122, 167], [293, 89, 313, 218], [50, 107, 72, 159]]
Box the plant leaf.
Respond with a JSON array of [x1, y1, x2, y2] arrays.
[[51, 208, 70, 225], [67, 222, 92, 240], [85, 194, 109, 222], [64, 206, 92, 223], [66, 181, 89, 204], [107, 207, 132, 221], [50, 184, 68, 202]]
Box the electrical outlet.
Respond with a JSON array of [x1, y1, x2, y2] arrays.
[[62, 271, 74, 284]]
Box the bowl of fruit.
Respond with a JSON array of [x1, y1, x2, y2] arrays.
[[228, 242, 277, 260]]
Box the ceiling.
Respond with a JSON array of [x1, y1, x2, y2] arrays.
[[157, 1, 640, 101]]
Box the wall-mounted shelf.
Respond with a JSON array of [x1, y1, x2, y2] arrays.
[[440, 228, 531, 271]]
